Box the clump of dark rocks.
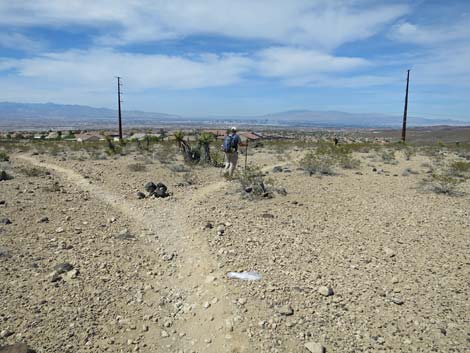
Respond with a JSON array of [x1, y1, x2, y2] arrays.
[[0, 170, 13, 181], [138, 182, 170, 199]]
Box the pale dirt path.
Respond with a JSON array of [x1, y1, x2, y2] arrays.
[[16, 155, 249, 353]]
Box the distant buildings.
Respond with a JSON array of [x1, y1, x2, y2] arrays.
[[75, 133, 104, 142]]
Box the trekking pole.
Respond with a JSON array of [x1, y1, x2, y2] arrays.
[[245, 141, 249, 169]]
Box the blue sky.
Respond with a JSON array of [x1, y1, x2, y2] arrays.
[[0, 0, 469, 121]]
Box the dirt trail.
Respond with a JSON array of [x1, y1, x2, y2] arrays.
[[16, 155, 248, 353]]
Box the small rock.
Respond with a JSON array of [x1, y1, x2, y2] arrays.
[[203, 302, 211, 309], [276, 305, 294, 316], [162, 253, 175, 261], [390, 297, 404, 305], [0, 218, 12, 225], [272, 166, 283, 173], [64, 268, 79, 280], [318, 286, 334, 297], [384, 247, 396, 257], [142, 325, 149, 332], [37, 216, 49, 223], [0, 247, 11, 258], [0, 330, 14, 338], [55, 227, 64, 233], [304, 342, 325, 353], [136, 192, 146, 199], [161, 330, 169, 338], [117, 229, 135, 240], [54, 262, 74, 274], [144, 182, 157, 194], [217, 224, 225, 235]]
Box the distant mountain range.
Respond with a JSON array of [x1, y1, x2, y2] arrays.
[[0, 102, 467, 130]]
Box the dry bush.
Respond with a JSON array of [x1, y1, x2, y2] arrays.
[[153, 142, 177, 164], [420, 173, 463, 195], [300, 152, 336, 175], [448, 161, 470, 178], [235, 166, 276, 199], [127, 163, 147, 172], [17, 166, 48, 177], [380, 150, 397, 164], [300, 143, 360, 175]]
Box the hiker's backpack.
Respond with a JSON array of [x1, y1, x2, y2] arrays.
[[223, 135, 234, 153]]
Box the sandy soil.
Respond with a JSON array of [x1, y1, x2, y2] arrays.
[[1, 145, 469, 353]]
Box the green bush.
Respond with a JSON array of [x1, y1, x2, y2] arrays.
[[422, 173, 463, 195], [449, 161, 470, 178], [300, 143, 360, 175], [380, 150, 397, 164], [0, 151, 9, 162], [300, 152, 336, 175]]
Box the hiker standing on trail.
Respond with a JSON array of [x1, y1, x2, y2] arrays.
[[223, 127, 241, 177]]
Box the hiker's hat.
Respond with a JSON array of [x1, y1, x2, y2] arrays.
[[231, 126, 237, 132]]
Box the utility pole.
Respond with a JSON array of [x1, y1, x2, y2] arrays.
[[116, 76, 123, 140], [401, 69, 410, 142]]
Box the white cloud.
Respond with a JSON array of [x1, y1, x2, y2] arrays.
[[257, 47, 369, 81], [0, 1, 409, 49], [0, 48, 252, 90], [0, 32, 45, 52], [389, 20, 470, 45]]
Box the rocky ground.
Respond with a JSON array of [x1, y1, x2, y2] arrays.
[[1, 143, 469, 353]]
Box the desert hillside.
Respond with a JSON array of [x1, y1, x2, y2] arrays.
[[1, 137, 469, 353]]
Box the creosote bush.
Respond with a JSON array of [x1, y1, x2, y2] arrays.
[[380, 150, 397, 164], [0, 151, 9, 162], [421, 173, 463, 195], [300, 143, 360, 175], [449, 161, 470, 178]]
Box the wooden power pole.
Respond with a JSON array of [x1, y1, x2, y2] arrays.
[[116, 76, 123, 140], [401, 69, 410, 142]]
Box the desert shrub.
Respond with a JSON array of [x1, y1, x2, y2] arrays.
[[181, 171, 198, 185], [105, 137, 123, 156], [300, 152, 336, 175], [448, 161, 470, 178], [421, 173, 463, 195], [168, 164, 191, 173], [153, 142, 177, 164], [43, 181, 61, 192], [402, 146, 416, 161], [127, 163, 147, 172], [348, 142, 383, 154], [300, 143, 360, 175], [380, 150, 397, 164], [236, 166, 275, 198], [0, 151, 9, 162], [210, 148, 225, 167], [17, 166, 48, 177]]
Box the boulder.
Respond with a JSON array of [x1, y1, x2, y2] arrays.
[[144, 182, 157, 194]]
